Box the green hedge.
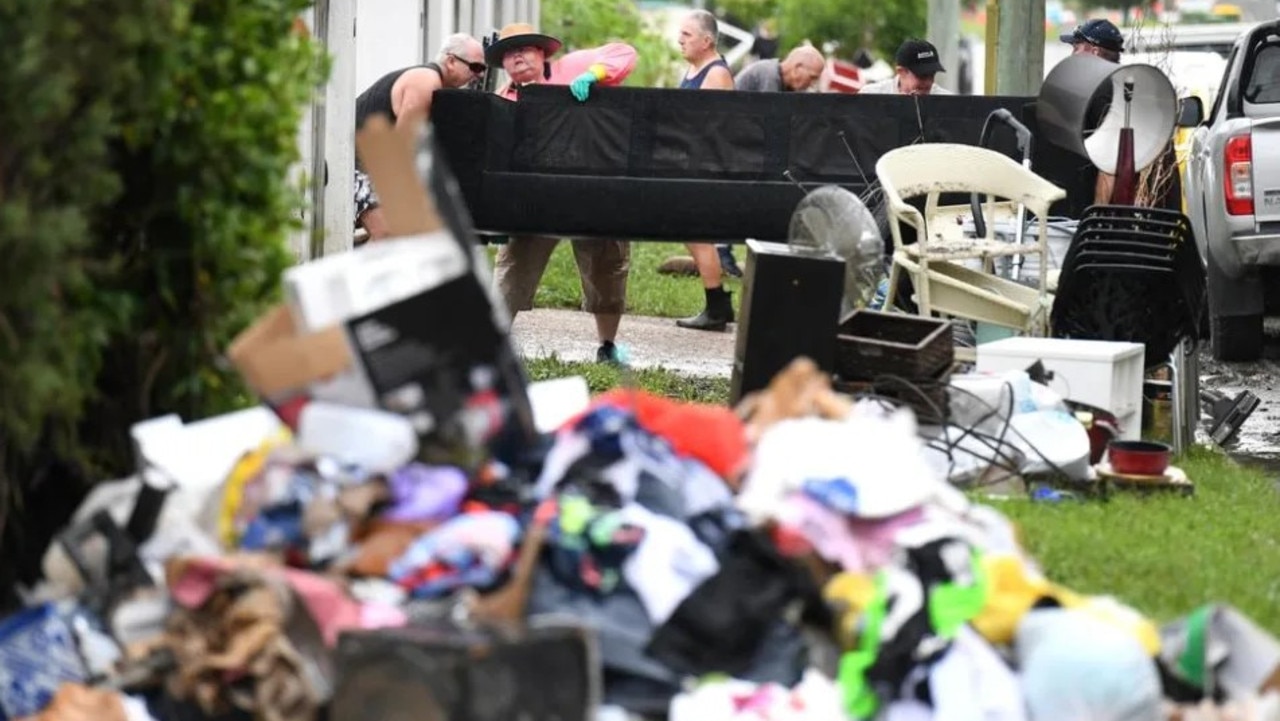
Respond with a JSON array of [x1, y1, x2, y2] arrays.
[[0, 0, 327, 587]]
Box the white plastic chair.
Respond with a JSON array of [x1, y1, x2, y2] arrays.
[[877, 143, 1068, 336]]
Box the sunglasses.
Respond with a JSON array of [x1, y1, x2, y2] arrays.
[[450, 54, 487, 74]]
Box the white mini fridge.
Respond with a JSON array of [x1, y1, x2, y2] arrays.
[[976, 337, 1146, 440]]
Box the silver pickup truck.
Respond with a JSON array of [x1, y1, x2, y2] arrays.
[[1184, 19, 1280, 361]]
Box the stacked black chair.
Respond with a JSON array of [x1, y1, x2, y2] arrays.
[[1050, 205, 1207, 450], [1051, 204, 1206, 370]]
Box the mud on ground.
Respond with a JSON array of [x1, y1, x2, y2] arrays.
[[1198, 322, 1280, 475]]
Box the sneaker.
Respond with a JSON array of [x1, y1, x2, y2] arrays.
[[597, 341, 621, 364], [718, 245, 743, 278]]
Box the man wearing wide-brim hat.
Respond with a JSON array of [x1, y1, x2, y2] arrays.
[[487, 22, 638, 364]]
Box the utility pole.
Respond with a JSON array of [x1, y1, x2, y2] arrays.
[[926, 0, 961, 94], [987, 0, 1046, 96]]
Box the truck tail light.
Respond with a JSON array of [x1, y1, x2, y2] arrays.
[[1224, 134, 1254, 216]]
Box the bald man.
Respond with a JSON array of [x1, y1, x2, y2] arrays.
[[708, 44, 824, 276], [734, 45, 825, 93], [354, 33, 485, 240]]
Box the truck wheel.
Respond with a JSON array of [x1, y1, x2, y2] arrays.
[[1211, 313, 1264, 361]]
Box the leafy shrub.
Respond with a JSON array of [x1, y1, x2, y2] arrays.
[[0, 0, 327, 597], [775, 0, 925, 61]]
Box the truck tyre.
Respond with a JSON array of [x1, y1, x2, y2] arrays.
[[1211, 313, 1264, 361]]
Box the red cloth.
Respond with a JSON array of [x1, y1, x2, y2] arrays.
[[589, 390, 749, 481]]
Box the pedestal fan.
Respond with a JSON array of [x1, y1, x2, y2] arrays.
[[786, 185, 885, 317]]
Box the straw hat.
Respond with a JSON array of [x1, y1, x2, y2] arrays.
[[484, 23, 563, 67]]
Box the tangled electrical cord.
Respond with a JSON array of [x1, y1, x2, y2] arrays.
[[842, 372, 1081, 490]]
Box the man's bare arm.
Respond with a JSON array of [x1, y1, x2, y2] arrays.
[[703, 65, 735, 91], [1095, 172, 1115, 205], [392, 70, 442, 126]]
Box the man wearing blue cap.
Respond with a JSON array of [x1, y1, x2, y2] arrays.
[[1061, 19, 1125, 202], [1061, 18, 1124, 63]]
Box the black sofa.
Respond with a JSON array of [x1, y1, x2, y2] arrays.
[[430, 85, 1098, 242]]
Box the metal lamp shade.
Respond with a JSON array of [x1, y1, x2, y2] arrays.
[[1038, 54, 1177, 174]]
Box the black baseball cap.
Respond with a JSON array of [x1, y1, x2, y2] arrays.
[[895, 39, 946, 76], [1060, 19, 1125, 53]]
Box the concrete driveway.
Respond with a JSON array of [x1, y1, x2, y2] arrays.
[[512, 309, 736, 378]]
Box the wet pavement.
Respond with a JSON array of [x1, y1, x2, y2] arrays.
[[1197, 322, 1280, 476]]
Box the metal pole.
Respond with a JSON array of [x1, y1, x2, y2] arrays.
[[927, 0, 961, 94], [993, 0, 1045, 96], [309, 0, 331, 260], [318, 0, 357, 257], [984, 0, 999, 95], [291, 3, 320, 262]]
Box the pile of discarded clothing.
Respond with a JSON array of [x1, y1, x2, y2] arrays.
[[3, 357, 1278, 721], [3, 124, 1276, 721]]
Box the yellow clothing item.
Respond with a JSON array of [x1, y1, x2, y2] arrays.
[[216, 429, 293, 548], [824, 572, 878, 650], [972, 554, 1161, 655]]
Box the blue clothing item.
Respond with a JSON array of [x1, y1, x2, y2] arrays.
[[238, 503, 306, 553], [680, 57, 730, 89], [803, 477, 862, 516], [570, 71, 598, 101], [407, 563, 503, 600], [1017, 608, 1163, 721], [387, 511, 522, 598]]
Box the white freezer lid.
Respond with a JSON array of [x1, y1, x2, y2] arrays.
[[977, 337, 1145, 362]]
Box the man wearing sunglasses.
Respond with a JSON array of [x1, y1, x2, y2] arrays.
[[354, 33, 485, 241]]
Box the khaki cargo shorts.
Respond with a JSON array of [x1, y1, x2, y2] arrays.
[[493, 236, 630, 315]]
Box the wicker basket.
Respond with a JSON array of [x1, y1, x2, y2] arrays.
[[835, 310, 954, 381]]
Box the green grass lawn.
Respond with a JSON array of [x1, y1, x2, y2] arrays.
[[523, 357, 1280, 635], [489, 241, 740, 319], [999, 446, 1280, 634], [524, 354, 731, 403]]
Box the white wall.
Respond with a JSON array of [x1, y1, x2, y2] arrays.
[[356, 0, 425, 93], [357, 0, 540, 104]]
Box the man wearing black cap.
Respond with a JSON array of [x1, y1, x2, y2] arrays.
[[859, 39, 952, 96], [1061, 18, 1125, 63]]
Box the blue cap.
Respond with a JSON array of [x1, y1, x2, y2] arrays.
[[1060, 19, 1125, 54]]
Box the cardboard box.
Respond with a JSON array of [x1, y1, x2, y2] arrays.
[[227, 116, 534, 456], [281, 233, 473, 408]]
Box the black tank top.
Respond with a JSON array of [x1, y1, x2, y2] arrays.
[[355, 62, 443, 129], [680, 57, 730, 89]]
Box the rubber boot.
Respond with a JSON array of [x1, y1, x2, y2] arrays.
[[677, 286, 735, 331]]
